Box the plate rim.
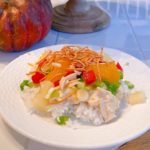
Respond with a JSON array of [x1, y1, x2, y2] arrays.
[[0, 44, 150, 149]]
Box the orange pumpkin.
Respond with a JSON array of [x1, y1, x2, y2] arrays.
[[0, 0, 53, 52]]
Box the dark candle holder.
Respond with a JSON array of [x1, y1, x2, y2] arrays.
[[52, 0, 110, 33]]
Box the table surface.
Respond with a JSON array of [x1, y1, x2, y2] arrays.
[[0, 0, 150, 150]]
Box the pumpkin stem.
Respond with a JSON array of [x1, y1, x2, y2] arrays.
[[4, 0, 9, 3]]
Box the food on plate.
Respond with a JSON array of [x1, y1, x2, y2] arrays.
[[20, 46, 146, 126]]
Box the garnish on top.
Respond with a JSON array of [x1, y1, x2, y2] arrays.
[[27, 46, 122, 87]]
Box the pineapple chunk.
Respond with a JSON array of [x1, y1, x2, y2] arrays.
[[128, 91, 146, 105], [32, 81, 53, 112]]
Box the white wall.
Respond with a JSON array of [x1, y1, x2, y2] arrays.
[[51, 0, 68, 7], [51, 0, 150, 7]]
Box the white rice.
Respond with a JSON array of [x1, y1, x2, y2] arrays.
[[74, 103, 104, 125], [21, 82, 129, 126]]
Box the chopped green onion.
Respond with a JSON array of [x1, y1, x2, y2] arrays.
[[119, 71, 124, 80], [125, 80, 134, 89], [20, 80, 33, 91], [125, 62, 129, 66], [103, 81, 110, 87], [98, 81, 120, 95], [93, 81, 107, 89], [107, 82, 120, 95], [77, 82, 91, 90], [79, 77, 84, 82], [92, 80, 101, 87], [102, 81, 120, 95], [77, 82, 85, 89], [99, 82, 107, 89], [56, 116, 69, 125], [50, 89, 60, 98]]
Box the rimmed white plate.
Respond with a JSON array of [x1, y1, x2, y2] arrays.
[[0, 44, 150, 150]]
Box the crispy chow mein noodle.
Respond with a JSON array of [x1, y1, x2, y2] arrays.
[[28, 46, 108, 82]]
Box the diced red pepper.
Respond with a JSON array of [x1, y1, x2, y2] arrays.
[[116, 62, 123, 71], [82, 70, 96, 85], [54, 80, 60, 87], [31, 72, 45, 84], [66, 69, 74, 76]]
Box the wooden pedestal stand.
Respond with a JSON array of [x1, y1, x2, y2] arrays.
[[52, 0, 110, 33]]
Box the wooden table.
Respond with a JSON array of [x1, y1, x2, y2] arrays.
[[119, 131, 150, 150], [0, 0, 150, 149]]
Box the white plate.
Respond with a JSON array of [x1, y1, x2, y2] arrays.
[[0, 44, 150, 150]]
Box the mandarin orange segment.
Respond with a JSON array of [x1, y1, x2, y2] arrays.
[[45, 58, 71, 82], [87, 62, 120, 83], [46, 71, 66, 82]]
